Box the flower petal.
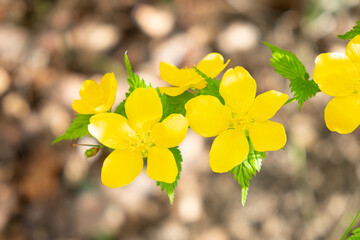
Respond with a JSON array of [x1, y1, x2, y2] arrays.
[[79, 80, 102, 108], [159, 85, 189, 96], [88, 113, 136, 149], [220, 66, 257, 113], [72, 99, 94, 114], [191, 80, 207, 90], [196, 53, 230, 78], [101, 149, 143, 188], [151, 114, 188, 148], [345, 35, 360, 74], [324, 94, 360, 134], [249, 121, 286, 152], [147, 146, 178, 183], [100, 72, 117, 110], [125, 88, 163, 131], [248, 90, 288, 121], [160, 62, 189, 87], [185, 95, 231, 137], [313, 52, 359, 97], [209, 129, 249, 173]]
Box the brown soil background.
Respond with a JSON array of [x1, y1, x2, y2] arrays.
[[0, 0, 359, 239]]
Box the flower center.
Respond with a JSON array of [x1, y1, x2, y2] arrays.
[[229, 112, 254, 132], [129, 131, 154, 158]]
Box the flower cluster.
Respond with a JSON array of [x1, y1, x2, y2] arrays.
[[58, 52, 288, 203], [53, 22, 360, 206], [313, 35, 360, 134]]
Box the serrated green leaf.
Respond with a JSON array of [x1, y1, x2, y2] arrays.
[[194, 66, 225, 104], [156, 147, 183, 204], [52, 114, 93, 144], [124, 52, 150, 96], [113, 99, 127, 117], [338, 21, 360, 40], [230, 138, 265, 206], [113, 53, 153, 116], [157, 88, 172, 121], [347, 227, 360, 240], [264, 41, 320, 110], [165, 91, 194, 117]]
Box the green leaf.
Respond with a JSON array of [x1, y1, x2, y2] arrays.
[[113, 99, 127, 117], [194, 66, 225, 104], [113, 53, 153, 115], [338, 21, 360, 40], [264, 41, 320, 110], [156, 147, 183, 204], [230, 138, 265, 206], [347, 228, 360, 240], [124, 52, 150, 97], [52, 114, 93, 144], [165, 91, 194, 117]]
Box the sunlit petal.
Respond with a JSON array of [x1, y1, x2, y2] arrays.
[[159, 85, 190, 96], [324, 94, 360, 134], [79, 80, 102, 107], [197, 53, 230, 78], [220, 66, 257, 113], [72, 100, 94, 114], [191, 80, 207, 90], [209, 129, 249, 173], [101, 149, 143, 188], [313, 53, 359, 97], [100, 72, 117, 110], [125, 88, 163, 131], [88, 113, 136, 150], [249, 121, 286, 152], [185, 95, 231, 137], [151, 114, 188, 148], [345, 35, 360, 74], [160, 62, 188, 87], [248, 90, 288, 121], [147, 146, 178, 183]]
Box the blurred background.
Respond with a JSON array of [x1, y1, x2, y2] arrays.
[[0, 0, 359, 239]]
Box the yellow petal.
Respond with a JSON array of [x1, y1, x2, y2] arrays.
[[185, 95, 231, 137], [248, 90, 288, 121], [324, 94, 360, 134], [313, 53, 359, 97], [209, 129, 249, 173], [160, 62, 188, 87], [345, 35, 360, 73], [88, 113, 136, 149], [72, 99, 94, 114], [151, 114, 188, 148], [101, 149, 143, 188], [100, 72, 117, 111], [159, 85, 189, 96], [191, 79, 207, 90], [220, 66, 257, 113], [249, 121, 286, 152], [196, 53, 230, 78], [146, 146, 178, 183], [79, 80, 102, 108], [125, 88, 163, 131]]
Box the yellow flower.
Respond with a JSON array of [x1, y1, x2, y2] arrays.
[[313, 35, 360, 134], [185, 67, 288, 173], [88, 87, 188, 187], [72, 73, 117, 114], [159, 53, 230, 96]]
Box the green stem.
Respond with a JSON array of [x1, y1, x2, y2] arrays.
[[72, 143, 103, 148], [284, 97, 296, 105], [341, 210, 360, 240]]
